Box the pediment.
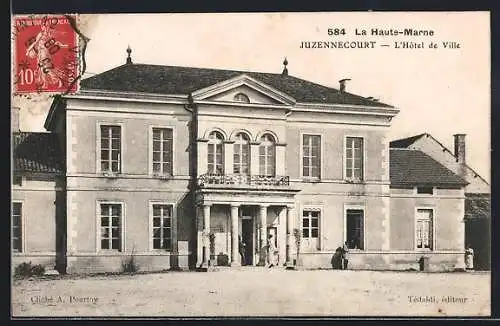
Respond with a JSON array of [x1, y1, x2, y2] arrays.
[[191, 74, 296, 106]]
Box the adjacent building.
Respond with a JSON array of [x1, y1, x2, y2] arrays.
[[11, 52, 474, 273], [11, 107, 66, 273], [390, 133, 491, 270]]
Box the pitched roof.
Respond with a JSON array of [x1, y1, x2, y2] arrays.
[[389, 133, 426, 148], [465, 193, 491, 220], [13, 132, 64, 173], [80, 63, 393, 108], [390, 149, 468, 186], [389, 133, 489, 186]]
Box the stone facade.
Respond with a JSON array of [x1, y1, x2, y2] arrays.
[[12, 63, 470, 273]]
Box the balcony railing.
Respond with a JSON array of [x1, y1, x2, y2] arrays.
[[197, 173, 290, 188]]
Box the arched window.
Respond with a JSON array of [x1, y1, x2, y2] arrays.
[[234, 93, 250, 103], [207, 131, 224, 175], [233, 133, 250, 175], [259, 134, 276, 176]]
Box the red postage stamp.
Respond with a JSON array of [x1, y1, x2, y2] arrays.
[[13, 15, 79, 94]]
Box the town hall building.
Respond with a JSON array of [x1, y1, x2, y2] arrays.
[[12, 49, 475, 273]]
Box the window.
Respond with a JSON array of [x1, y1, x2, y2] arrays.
[[345, 137, 364, 181], [259, 134, 276, 176], [100, 203, 122, 251], [417, 186, 434, 195], [100, 125, 121, 173], [416, 209, 433, 250], [234, 93, 250, 103], [152, 128, 173, 175], [233, 133, 250, 175], [346, 209, 364, 249], [151, 204, 173, 250], [302, 134, 321, 178], [302, 209, 320, 250], [207, 131, 224, 175], [12, 202, 22, 252], [302, 210, 319, 239]]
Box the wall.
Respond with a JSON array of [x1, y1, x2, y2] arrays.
[[298, 252, 463, 271], [286, 123, 389, 182], [62, 99, 193, 273], [285, 120, 391, 267], [65, 100, 191, 176], [293, 189, 389, 268], [12, 175, 62, 270], [390, 187, 464, 251], [290, 185, 465, 271], [65, 189, 191, 273], [388, 186, 465, 270]]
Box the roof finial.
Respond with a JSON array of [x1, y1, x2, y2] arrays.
[[126, 45, 133, 64], [282, 57, 288, 76]]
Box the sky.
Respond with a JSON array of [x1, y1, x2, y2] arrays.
[[12, 12, 490, 181]]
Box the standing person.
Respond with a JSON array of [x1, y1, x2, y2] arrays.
[[465, 245, 474, 270], [238, 235, 246, 266], [267, 234, 277, 268], [342, 241, 350, 270]]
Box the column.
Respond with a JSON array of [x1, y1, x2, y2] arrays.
[[286, 204, 295, 267], [230, 204, 240, 266], [196, 206, 203, 267], [201, 204, 211, 269], [257, 204, 268, 266]]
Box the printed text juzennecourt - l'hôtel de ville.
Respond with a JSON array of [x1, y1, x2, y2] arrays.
[[299, 28, 461, 49]]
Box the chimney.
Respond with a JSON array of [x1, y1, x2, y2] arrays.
[[453, 134, 466, 164], [339, 78, 351, 93], [11, 107, 20, 132]]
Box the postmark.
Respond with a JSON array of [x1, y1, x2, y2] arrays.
[[13, 15, 79, 94]]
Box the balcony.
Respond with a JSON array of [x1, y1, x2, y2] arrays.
[[197, 173, 290, 188]]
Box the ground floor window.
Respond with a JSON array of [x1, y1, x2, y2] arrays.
[[100, 203, 122, 251], [302, 209, 320, 249], [12, 202, 22, 252], [152, 204, 173, 250], [416, 208, 433, 250], [346, 209, 364, 250]]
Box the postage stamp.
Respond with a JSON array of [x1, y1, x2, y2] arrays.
[[13, 15, 79, 94]]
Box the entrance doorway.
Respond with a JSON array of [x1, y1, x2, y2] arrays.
[[241, 218, 254, 266]]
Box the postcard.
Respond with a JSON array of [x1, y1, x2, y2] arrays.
[[11, 12, 491, 317]]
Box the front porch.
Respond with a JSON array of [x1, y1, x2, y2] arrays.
[[195, 178, 300, 270]]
